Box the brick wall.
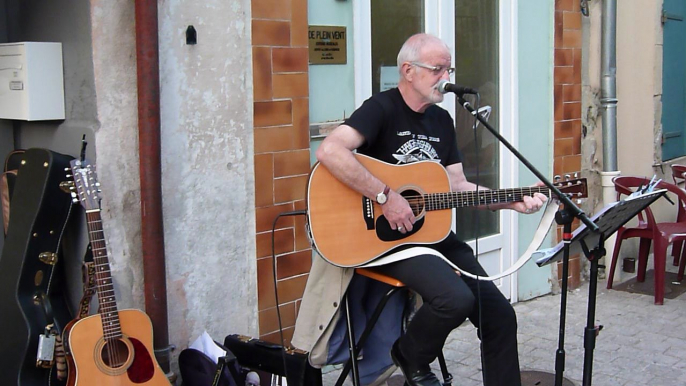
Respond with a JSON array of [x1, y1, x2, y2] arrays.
[[554, 0, 583, 288], [252, 0, 310, 345]]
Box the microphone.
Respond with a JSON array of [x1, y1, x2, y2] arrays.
[[437, 80, 478, 95]]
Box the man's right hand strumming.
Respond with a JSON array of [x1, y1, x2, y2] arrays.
[[382, 189, 416, 234]]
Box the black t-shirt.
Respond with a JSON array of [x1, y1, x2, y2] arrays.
[[345, 88, 462, 167]]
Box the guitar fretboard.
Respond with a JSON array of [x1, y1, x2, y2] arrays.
[[86, 210, 122, 340], [422, 186, 552, 211]]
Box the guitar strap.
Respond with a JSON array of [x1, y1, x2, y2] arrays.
[[55, 244, 95, 382], [78, 244, 96, 318], [1, 150, 24, 236], [1, 170, 14, 235], [361, 199, 559, 281]]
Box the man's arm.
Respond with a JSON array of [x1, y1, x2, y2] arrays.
[[445, 163, 547, 213], [316, 125, 416, 233]]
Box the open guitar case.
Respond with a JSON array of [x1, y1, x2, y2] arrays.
[[0, 148, 75, 386]]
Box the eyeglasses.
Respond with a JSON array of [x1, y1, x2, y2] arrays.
[[410, 62, 455, 76]]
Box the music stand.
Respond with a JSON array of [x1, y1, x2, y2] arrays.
[[534, 188, 667, 386]]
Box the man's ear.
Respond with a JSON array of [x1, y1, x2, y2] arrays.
[[401, 62, 414, 82]]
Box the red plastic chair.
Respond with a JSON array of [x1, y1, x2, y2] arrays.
[[606, 176, 686, 304], [670, 164, 686, 265]]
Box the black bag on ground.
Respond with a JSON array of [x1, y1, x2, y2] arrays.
[[223, 334, 322, 386], [179, 342, 244, 386]]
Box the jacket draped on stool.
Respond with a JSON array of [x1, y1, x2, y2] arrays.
[[291, 256, 406, 385]]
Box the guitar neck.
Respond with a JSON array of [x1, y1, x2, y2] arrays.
[[86, 210, 122, 340], [423, 186, 551, 211]]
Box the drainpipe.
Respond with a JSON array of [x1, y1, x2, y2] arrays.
[[601, 0, 619, 175], [600, 0, 621, 281], [134, 0, 173, 378]]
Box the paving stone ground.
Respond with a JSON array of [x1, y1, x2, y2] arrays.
[[323, 270, 686, 386]]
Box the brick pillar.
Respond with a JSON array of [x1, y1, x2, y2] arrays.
[[554, 0, 583, 288], [252, 0, 310, 345]]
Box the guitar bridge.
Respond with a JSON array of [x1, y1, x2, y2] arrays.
[[362, 197, 374, 230]]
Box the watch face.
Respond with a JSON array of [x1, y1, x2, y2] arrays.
[[377, 193, 387, 205]]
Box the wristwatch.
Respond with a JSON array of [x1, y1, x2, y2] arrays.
[[376, 185, 390, 205]]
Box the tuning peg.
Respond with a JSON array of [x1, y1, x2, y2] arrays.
[[64, 167, 70, 171], [72, 198, 79, 203], [564, 174, 571, 181], [574, 172, 579, 179], [554, 175, 561, 182]]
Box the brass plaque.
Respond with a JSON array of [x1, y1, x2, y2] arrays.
[[309, 26, 347, 65]]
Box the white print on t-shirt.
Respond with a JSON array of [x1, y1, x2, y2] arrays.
[[392, 139, 440, 164], [397, 131, 412, 136]]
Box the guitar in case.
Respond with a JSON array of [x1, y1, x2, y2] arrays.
[[0, 148, 75, 385]]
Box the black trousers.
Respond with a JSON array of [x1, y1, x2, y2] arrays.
[[374, 233, 521, 386]]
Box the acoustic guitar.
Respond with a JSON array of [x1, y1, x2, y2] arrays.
[[62, 159, 170, 385], [307, 153, 587, 267]]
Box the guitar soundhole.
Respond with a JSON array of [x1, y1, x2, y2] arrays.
[[401, 189, 425, 217], [94, 336, 134, 376], [101, 339, 130, 368]]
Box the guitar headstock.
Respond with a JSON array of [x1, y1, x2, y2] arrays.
[[554, 177, 588, 200], [68, 159, 102, 211]]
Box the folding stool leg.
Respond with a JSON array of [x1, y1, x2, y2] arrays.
[[336, 287, 402, 386], [437, 352, 453, 386], [341, 293, 361, 386]]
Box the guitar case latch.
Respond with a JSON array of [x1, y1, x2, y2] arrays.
[[39, 252, 58, 265], [36, 324, 57, 368]]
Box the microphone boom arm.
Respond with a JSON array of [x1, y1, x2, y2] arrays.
[[456, 95, 598, 232]]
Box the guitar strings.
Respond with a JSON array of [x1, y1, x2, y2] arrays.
[[86, 210, 122, 368], [400, 186, 555, 211]]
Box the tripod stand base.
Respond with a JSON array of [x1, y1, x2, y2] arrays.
[[521, 370, 575, 386]]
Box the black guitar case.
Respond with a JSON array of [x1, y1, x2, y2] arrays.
[[0, 148, 75, 386], [223, 334, 322, 386]]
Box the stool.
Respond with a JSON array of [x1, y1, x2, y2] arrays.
[[335, 268, 453, 386]]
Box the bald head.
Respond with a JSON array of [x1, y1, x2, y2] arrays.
[[397, 33, 450, 70]]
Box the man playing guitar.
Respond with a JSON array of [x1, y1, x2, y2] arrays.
[[292, 33, 547, 386]]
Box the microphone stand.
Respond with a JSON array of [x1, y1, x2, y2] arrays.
[[455, 94, 599, 386]]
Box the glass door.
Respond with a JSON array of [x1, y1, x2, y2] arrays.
[[371, 1, 424, 94], [354, 0, 518, 299]]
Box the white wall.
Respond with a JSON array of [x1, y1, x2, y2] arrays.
[[156, 0, 257, 347], [616, 0, 661, 177]]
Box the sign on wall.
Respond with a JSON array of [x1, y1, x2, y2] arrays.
[[308, 26, 347, 64]]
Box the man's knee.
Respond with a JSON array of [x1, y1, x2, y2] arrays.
[[430, 288, 475, 322]]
